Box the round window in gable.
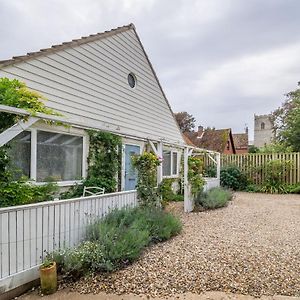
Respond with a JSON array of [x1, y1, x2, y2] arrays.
[[128, 73, 137, 88]]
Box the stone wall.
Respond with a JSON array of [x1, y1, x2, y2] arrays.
[[254, 114, 274, 148]]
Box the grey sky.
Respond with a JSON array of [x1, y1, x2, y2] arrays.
[[1, 0, 300, 140]]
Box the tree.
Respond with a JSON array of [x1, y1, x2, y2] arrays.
[[271, 83, 300, 151], [174, 111, 196, 132]]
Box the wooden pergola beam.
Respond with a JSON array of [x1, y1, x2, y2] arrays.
[[0, 117, 39, 147]]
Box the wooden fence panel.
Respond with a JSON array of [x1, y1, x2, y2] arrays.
[[0, 190, 137, 294], [219, 152, 300, 185]]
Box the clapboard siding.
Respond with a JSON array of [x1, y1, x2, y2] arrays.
[[20, 56, 174, 121], [0, 28, 183, 144], [3, 67, 176, 134]]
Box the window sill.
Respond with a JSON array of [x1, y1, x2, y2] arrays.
[[162, 175, 179, 179]]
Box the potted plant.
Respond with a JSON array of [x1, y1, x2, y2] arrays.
[[39, 257, 57, 295]]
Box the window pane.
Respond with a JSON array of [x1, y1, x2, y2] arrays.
[[163, 151, 171, 176], [172, 152, 178, 175], [37, 131, 83, 182], [8, 131, 31, 178]]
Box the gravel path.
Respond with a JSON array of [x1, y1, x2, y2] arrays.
[[68, 192, 300, 298]]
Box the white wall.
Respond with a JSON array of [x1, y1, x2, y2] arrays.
[[0, 28, 184, 145]]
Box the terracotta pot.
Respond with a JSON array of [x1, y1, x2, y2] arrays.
[[39, 261, 57, 295]]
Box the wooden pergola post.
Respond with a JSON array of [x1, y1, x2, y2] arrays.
[[157, 141, 163, 184], [149, 140, 163, 185], [184, 146, 194, 212]]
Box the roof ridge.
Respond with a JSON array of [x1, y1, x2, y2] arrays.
[[0, 23, 135, 68]]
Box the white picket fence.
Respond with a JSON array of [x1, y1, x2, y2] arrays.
[[0, 190, 137, 294]]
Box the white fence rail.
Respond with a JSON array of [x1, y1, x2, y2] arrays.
[[0, 190, 137, 294]]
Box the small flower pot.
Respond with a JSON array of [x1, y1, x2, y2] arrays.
[[39, 261, 57, 295]]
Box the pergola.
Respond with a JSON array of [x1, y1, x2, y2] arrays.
[[0, 104, 221, 213]]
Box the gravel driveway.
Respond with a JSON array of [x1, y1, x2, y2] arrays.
[[65, 192, 300, 298]]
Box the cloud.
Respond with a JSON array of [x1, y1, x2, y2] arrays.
[[0, 0, 299, 140]]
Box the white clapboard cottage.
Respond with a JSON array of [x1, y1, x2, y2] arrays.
[[0, 24, 185, 189], [0, 24, 220, 295], [0, 23, 220, 209]]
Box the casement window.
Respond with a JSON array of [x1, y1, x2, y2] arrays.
[[9, 129, 86, 185], [162, 150, 179, 177]]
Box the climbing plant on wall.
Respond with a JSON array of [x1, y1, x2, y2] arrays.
[[61, 130, 122, 199], [188, 156, 205, 197], [85, 130, 122, 192], [132, 152, 161, 207]]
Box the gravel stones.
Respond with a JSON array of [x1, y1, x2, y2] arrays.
[[67, 192, 300, 298]]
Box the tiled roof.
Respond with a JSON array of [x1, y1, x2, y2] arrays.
[[0, 24, 135, 68], [233, 133, 248, 149], [185, 129, 233, 152], [183, 134, 196, 146]]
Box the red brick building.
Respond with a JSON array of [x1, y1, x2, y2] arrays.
[[232, 133, 249, 154], [185, 127, 236, 154]]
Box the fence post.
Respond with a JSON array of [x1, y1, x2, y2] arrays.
[[216, 153, 221, 180]]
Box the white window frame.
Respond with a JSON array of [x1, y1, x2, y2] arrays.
[[162, 149, 180, 178], [25, 126, 87, 186]]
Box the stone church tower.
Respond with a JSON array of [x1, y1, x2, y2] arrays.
[[254, 114, 274, 148]]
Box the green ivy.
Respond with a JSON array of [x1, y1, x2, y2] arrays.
[[132, 152, 161, 207], [188, 156, 205, 197], [86, 130, 122, 192]]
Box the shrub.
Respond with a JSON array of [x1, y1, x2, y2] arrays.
[[0, 180, 58, 207], [204, 165, 217, 177], [259, 183, 289, 194], [158, 178, 183, 205], [258, 159, 291, 187], [170, 194, 184, 201], [130, 208, 182, 242], [220, 165, 248, 190], [55, 207, 182, 275], [246, 183, 300, 194], [245, 184, 261, 193], [51, 241, 106, 278], [88, 207, 182, 244], [88, 222, 149, 271], [195, 187, 232, 210], [288, 184, 300, 194], [159, 178, 175, 201]]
